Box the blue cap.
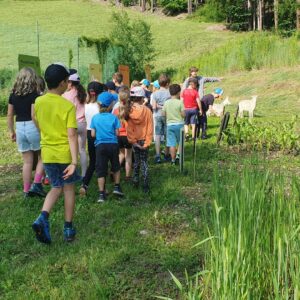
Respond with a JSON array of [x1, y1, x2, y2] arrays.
[[214, 88, 223, 95], [151, 80, 160, 89], [97, 92, 115, 107], [140, 79, 150, 87]]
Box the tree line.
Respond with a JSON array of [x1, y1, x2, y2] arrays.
[[111, 0, 300, 34]]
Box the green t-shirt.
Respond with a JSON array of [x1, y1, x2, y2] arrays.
[[34, 93, 77, 163], [162, 98, 184, 125]]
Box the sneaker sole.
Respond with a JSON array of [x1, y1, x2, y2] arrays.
[[113, 191, 124, 197], [28, 191, 47, 198], [32, 223, 51, 244]]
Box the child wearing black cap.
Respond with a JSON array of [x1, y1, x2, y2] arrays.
[[90, 92, 124, 202], [32, 63, 81, 244]]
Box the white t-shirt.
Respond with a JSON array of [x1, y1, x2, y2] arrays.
[[85, 102, 99, 130]]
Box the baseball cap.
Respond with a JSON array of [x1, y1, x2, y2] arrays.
[[151, 80, 160, 89], [105, 81, 116, 91], [69, 73, 80, 82], [44, 62, 70, 85], [140, 79, 150, 87], [87, 81, 105, 96], [97, 91, 115, 107], [130, 86, 146, 97], [214, 88, 224, 95], [69, 68, 77, 75]]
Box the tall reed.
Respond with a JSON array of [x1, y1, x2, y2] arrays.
[[202, 163, 300, 299], [175, 32, 300, 80]]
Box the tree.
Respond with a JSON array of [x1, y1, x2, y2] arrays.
[[274, 0, 279, 30], [188, 0, 193, 14], [110, 11, 155, 79], [297, 0, 300, 30]]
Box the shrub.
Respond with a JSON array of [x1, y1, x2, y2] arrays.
[[159, 0, 187, 15], [110, 11, 155, 79]]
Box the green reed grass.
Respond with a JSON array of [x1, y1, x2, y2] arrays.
[[203, 163, 300, 299], [174, 33, 300, 80]]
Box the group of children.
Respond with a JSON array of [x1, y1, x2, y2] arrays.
[[8, 63, 223, 244]]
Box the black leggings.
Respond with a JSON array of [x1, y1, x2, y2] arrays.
[[133, 143, 149, 188], [82, 130, 96, 186]]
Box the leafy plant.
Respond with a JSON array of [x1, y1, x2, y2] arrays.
[[110, 11, 155, 79]]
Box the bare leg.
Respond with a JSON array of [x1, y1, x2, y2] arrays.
[[170, 147, 177, 161], [22, 151, 34, 192], [98, 177, 105, 192], [184, 125, 189, 136], [125, 148, 132, 177], [63, 184, 75, 222], [119, 148, 125, 165], [113, 170, 120, 185], [191, 124, 196, 139], [42, 187, 63, 212], [155, 135, 161, 156]]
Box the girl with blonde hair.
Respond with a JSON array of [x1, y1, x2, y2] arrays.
[[7, 67, 45, 198]]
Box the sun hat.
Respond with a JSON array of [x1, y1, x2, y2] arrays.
[[151, 80, 160, 89], [69, 73, 80, 82], [97, 91, 115, 107], [214, 88, 224, 95], [45, 62, 70, 85], [105, 81, 116, 91], [130, 86, 146, 97], [140, 79, 150, 87]]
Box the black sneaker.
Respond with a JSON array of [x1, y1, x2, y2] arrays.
[[164, 154, 171, 162], [28, 183, 47, 197], [185, 134, 190, 142], [113, 185, 124, 197], [154, 155, 161, 164], [97, 192, 106, 203], [143, 184, 150, 194], [132, 177, 139, 188]]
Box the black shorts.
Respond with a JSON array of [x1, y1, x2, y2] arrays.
[[96, 143, 120, 178], [118, 136, 132, 149]]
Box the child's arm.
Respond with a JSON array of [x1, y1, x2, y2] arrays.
[[91, 129, 96, 137], [7, 104, 16, 141], [143, 110, 154, 148], [63, 128, 78, 179], [31, 104, 39, 130]]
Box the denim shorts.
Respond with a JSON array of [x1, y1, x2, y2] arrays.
[[167, 124, 183, 147], [44, 163, 82, 188], [155, 116, 166, 136], [16, 121, 40, 152], [184, 109, 199, 125]]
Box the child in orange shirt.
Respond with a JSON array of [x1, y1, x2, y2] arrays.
[[123, 86, 153, 194]]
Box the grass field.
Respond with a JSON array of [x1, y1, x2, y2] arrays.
[[1, 0, 300, 299], [0, 0, 235, 71]]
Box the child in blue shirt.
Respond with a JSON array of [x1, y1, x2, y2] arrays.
[[90, 92, 124, 202]]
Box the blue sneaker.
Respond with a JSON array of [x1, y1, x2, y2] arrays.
[[29, 183, 47, 197], [64, 227, 76, 242], [154, 155, 161, 164], [32, 214, 51, 244]]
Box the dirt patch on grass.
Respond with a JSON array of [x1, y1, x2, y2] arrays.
[[0, 163, 21, 175]]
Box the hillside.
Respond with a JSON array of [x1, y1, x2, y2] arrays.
[[0, 0, 235, 71]]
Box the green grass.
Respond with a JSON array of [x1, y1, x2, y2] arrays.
[[0, 0, 234, 71], [1, 1, 300, 298]]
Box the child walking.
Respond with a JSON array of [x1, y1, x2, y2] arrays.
[[181, 77, 202, 141], [162, 84, 185, 165], [79, 81, 106, 196], [113, 89, 133, 181], [32, 63, 81, 244], [125, 86, 153, 193], [90, 92, 124, 202], [62, 72, 88, 177]]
